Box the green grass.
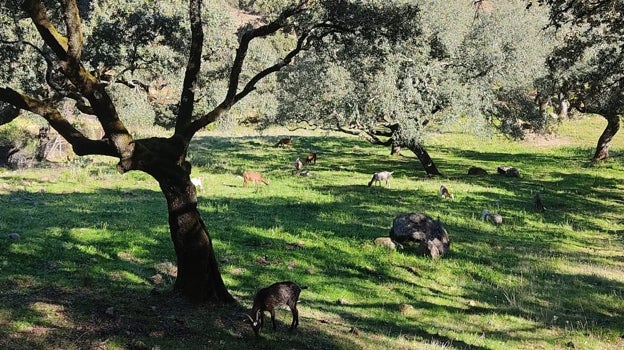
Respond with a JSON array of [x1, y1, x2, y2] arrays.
[[0, 115, 623, 349]]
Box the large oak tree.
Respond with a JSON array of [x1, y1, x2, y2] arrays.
[[268, 0, 552, 176], [0, 0, 419, 303], [534, 0, 624, 160]]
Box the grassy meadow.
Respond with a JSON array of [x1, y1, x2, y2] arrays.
[[0, 116, 623, 350]]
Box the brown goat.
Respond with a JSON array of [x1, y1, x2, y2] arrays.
[[242, 171, 270, 189], [304, 152, 317, 165], [246, 281, 307, 336], [439, 185, 455, 199], [274, 137, 292, 147]]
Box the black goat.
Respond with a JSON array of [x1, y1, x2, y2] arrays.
[[246, 281, 307, 336]]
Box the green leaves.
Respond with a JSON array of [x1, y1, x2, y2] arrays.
[[538, 0, 624, 116], [273, 1, 553, 142]]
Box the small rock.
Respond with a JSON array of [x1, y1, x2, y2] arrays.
[[154, 261, 177, 277], [349, 327, 360, 336], [374, 237, 398, 250], [256, 256, 270, 266], [129, 340, 149, 350], [481, 209, 503, 225], [337, 298, 349, 305], [468, 166, 488, 176], [497, 166, 520, 177], [8, 233, 20, 240]]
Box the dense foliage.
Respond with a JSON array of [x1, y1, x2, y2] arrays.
[[533, 0, 624, 159], [535, 0, 624, 115], [270, 1, 554, 145]]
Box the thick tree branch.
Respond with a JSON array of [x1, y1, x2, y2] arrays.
[[231, 32, 310, 106], [22, 0, 134, 160], [185, 1, 310, 137], [21, 0, 68, 60], [0, 104, 21, 125], [64, 0, 83, 61], [1, 39, 94, 114], [176, 0, 203, 139], [0, 88, 117, 157], [225, 1, 308, 104]]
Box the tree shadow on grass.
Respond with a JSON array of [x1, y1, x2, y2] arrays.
[[191, 134, 415, 179], [210, 197, 622, 347], [0, 186, 366, 350], [1, 134, 623, 349]]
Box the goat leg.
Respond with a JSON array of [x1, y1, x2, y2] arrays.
[[289, 306, 299, 330], [270, 310, 277, 330]]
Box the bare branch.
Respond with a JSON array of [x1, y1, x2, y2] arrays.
[[232, 32, 310, 105], [224, 1, 308, 104]]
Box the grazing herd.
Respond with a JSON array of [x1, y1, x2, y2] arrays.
[[191, 136, 543, 337]]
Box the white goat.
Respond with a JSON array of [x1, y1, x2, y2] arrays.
[[368, 171, 393, 187], [191, 177, 203, 192]]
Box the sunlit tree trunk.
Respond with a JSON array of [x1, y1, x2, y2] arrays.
[[158, 174, 234, 303], [593, 113, 620, 161], [402, 140, 441, 176]]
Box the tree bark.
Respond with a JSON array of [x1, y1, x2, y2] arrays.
[[403, 141, 442, 176], [159, 176, 235, 303], [593, 113, 620, 160]]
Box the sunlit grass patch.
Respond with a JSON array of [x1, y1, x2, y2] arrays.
[[1, 119, 623, 349]]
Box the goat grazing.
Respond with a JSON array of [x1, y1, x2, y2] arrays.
[[481, 209, 503, 225], [191, 177, 203, 192], [293, 158, 303, 174], [304, 152, 317, 165], [242, 171, 270, 189], [274, 137, 293, 147], [533, 192, 546, 212], [467, 166, 488, 176], [439, 185, 455, 199], [368, 171, 393, 187], [246, 281, 307, 337]]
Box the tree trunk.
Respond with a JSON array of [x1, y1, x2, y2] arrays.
[[404, 141, 442, 176], [593, 113, 620, 161], [160, 177, 235, 303]]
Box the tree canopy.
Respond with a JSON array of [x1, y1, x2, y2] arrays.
[[534, 0, 624, 159], [266, 0, 554, 174]]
